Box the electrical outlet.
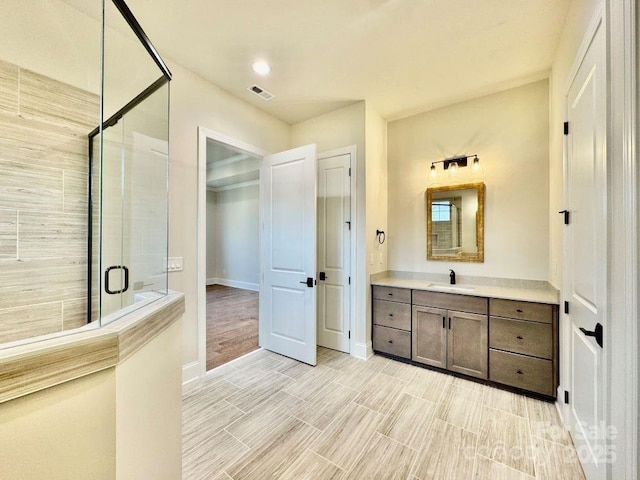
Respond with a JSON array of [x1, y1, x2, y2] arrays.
[[166, 257, 183, 272]]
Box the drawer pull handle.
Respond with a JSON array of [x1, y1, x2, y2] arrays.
[[389, 314, 394, 317], [388, 293, 393, 296], [516, 370, 524, 375], [516, 309, 523, 313], [388, 340, 393, 344], [516, 335, 523, 340]]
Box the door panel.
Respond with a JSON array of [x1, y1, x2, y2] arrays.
[[565, 20, 606, 480], [317, 153, 351, 353], [447, 311, 488, 379], [260, 144, 317, 365], [412, 306, 446, 368]]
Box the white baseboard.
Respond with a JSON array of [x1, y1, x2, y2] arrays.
[[182, 361, 201, 393], [207, 277, 259, 291], [353, 341, 372, 360]]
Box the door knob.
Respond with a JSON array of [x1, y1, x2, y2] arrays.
[[299, 277, 314, 288], [579, 323, 603, 348]]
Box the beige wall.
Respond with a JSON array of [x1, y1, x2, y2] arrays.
[[0, 317, 182, 480], [365, 104, 388, 353], [0, 369, 116, 479], [387, 80, 550, 281], [168, 62, 290, 380], [548, 0, 600, 289], [290, 102, 369, 355]]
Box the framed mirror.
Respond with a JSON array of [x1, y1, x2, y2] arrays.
[[426, 182, 485, 263]]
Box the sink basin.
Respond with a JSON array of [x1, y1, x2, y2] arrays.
[[428, 284, 475, 292]]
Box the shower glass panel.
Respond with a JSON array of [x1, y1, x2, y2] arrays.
[[0, 0, 171, 346], [95, 0, 171, 323]]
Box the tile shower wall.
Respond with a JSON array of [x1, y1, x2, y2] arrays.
[[0, 58, 99, 344]]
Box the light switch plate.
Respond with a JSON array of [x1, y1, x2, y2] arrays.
[[166, 257, 183, 272]]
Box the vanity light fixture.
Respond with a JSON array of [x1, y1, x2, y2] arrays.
[[429, 154, 479, 179]]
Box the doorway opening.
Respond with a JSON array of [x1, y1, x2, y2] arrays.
[[199, 129, 265, 372]]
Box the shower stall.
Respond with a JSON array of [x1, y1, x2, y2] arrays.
[[0, 0, 171, 346]]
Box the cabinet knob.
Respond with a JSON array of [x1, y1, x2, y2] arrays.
[[388, 293, 393, 296], [516, 335, 523, 340], [389, 313, 394, 317], [388, 340, 393, 344], [516, 309, 523, 313], [516, 370, 523, 375]]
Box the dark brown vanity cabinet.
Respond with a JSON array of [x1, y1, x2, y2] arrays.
[[412, 291, 488, 379]]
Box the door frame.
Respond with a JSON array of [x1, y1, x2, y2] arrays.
[[558, 1, 638, 477], [318, 146, 358, 355], [196, 127, 266, 378]]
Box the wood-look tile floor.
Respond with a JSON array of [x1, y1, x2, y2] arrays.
[[206, 285, 259, 371], [183, 348, 586, 480]]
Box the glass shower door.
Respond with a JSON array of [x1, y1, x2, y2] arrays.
[[98, 80, 169, 323]]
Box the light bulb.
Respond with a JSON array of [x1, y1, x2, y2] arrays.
[[472, 156, 480, 172], [449, 161, 459, 174], [252, 61, 271, 76], [430, 164, 437, 178]]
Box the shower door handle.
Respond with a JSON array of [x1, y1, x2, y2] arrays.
[[105, 265, 130, 294]]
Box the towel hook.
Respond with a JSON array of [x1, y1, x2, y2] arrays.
[[376, 229, 386, 244]]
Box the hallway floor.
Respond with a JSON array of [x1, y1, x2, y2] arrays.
[[206, 285, 259, 370], [183, 347, 585, 480]]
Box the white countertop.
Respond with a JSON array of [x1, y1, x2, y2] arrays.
[[371, 276, 559, 305]]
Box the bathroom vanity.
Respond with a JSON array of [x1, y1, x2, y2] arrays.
[[372, 277, 559, 399]]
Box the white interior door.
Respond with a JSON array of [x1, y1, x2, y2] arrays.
[[564, 20, 606, 480], [317, 153, 351, 353], [259, 144, 317, 365]]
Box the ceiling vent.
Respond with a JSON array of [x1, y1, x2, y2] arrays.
[[247, 84, 275, 101]]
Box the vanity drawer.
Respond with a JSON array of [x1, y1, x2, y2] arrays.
[[373, 300, 411, 331], [489, 349, 554, 396], [373, 325, 411, 359], [490, 298, 553, 324], [373, 286, 411, 304], [412, 290, 488, 315], [490, 317, 552, 359]]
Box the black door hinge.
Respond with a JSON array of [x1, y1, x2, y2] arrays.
[[564, 390, 570, 404], [348, 276, 351, 285], [564, 122, 569, 135], [559, 210, 570, 225], [348, 331, 351, 339], [348, 167, 351, 176], [564, 301, 569, 314]]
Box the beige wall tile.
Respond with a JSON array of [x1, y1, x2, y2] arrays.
[[19, 68, 99, 130], [0, 60, 18, 114], [0, 257, 86, 310], [0, 209, 17, 259], [0, 113, 88, 172], [62, 298, 90, 331], [19, 212, 87, 259], [0, 159, 63, 213], [0, 302, 62, 344], [63, 170, 89, 215]]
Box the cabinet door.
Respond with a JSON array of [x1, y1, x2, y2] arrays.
[[447, 311, 488, 379], [412, 306, 447, 368]]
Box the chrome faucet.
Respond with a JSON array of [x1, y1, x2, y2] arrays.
[[449, 269, 456, 285]]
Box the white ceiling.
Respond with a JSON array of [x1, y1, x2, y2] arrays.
[[64, 0, 571, 124]]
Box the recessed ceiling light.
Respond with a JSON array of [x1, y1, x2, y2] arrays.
[[252, 61, 271, 76]]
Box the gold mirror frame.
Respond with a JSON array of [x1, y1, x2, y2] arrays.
[[426, 182, 485, 263]]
